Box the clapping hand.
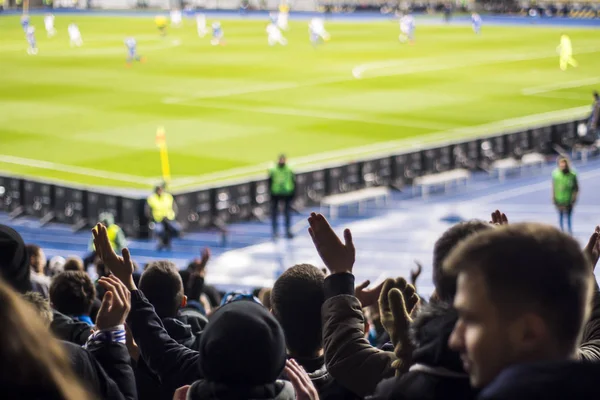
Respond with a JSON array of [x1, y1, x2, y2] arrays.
[[308, 213, 355, 274], [584, 225, 600, 270], [355, 280, 385, 308], [95, 275, 132, 330], [490, 210, 508, 225], [285, 359, 320, 400], [92, 223, 136, 290]]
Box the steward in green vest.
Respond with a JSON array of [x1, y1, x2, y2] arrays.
[[552, 157, 578, 234], [269, 154, 295, 239], [146, 184, 180, 251]]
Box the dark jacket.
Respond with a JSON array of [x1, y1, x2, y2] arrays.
[[163, 314, 202, 351], [322, 273, 396, 397], [51, 309, 92, 345], [187, 380, 295, 400], [62, 340, 137, 400], [294, 355, 359, 400], [369, 302, 475, 400], [478, 361, 600, 400], [128, 290, 201, 398]]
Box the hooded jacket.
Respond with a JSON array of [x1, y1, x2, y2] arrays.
[[478, 361, 600, 400], [186, 380, 295, 400], [369, 302, 475, 400], [294, 355, 360, 400]]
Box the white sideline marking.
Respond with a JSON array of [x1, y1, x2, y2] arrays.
[[522, 77, 600, 95], [179, 102, 456, 131], [168, 106, 590, 189], [164, 45, 600, 104], [0, 155, 158, 185], [527, 92, 593, 101], [352, 45, 600, 79]]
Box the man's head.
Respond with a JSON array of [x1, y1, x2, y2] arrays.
[[0, 225, 30, 294], [445, 223, 593, 389], [432, 220, 493, 302], [22, 291, 53, 327], [50, 271, 96, 316], [155, 185, 164, 196], [99, 212, 114, 227], [63, 256, 84, 272], [25, 244, 46, 275], [198, 300, 286, 386], [593, 91, 599, 101], [558, 156, 570, 173], [139, 260, 185, 318], [271, 264, 325, 357], [278, 154, 286, 167]]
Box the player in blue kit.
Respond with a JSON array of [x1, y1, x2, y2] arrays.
[[21, 14, 30, 32], [125, 37, 144, 66], [471, 12, 482, 35], [26, 26, 38, 55], [211, 21, 225, 46]]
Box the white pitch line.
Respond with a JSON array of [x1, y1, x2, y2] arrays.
[[522, 76, 600, 95], [0, 155, 158, 185], [178, 102, 457, 131], [527, 92, 594, 101], [168, 105, 590, 189]]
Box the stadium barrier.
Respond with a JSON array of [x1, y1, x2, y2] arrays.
[[0, 118, 591, 238]]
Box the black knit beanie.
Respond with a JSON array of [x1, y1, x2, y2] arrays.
[[0, 224, 31, 293], [198, 299, 286, 386]]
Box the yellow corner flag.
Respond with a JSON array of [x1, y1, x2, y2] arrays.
[[156, 126, 171, 183]]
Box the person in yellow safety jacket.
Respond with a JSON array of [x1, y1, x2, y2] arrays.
[[269, 154, 296, 239], [85, 212, 127, 268], [552, 157, 579, 235], [146, 184, 180, 251], [558, 33, 578, 71]]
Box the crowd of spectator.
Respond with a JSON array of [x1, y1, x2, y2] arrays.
[[1, 207, 600, 399]]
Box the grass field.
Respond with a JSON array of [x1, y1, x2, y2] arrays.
[[1, 14, 600, 190]]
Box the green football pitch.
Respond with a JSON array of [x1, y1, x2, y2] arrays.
[[1, 15, 599, 190]]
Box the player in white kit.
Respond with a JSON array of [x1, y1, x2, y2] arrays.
[[44, 13, 56, 37], [196, 13, 208, 37], [170, 9, 182, 27], [68, 23, 83, 47], [399, 13, 415, 44], [26, 26, 38, 55], [267, 17, 287, 46], [308, 17, 330, 46]]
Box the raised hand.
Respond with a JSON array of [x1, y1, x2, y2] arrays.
[[355, 280, 385, 308], [410, 261, 423, 289], [308, 212, 355, 274], [584, 225, 600, 270], [95, 275, 132, 330], [172, 386, 190, 400], [378, 278, 420, 374], [490, 210, 508, 225], [92, 223, 136, 290], [284, 359, 320, 400]]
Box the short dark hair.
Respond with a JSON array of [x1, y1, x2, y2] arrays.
[[50, 271, 96, 316], [433, 220, 493, 302], [25, 244, 42, 258], [139, 260, 183, 318], [594, 91, 599, 99], [444, 223, 593, 353], [63, 257, 84, 272], [22, 291, 53, 326], [271, 264, 325, 357]]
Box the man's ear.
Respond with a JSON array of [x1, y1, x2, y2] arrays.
[[181, 295, 187, 308], [510, 313, 548, 353]]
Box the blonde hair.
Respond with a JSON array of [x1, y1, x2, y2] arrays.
[[0, 278, 94, 400]]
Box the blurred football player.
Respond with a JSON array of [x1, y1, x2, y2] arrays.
[[170, 8, 182, 27], [211, 21, 225, 46], [196, 13, 208, 37], [557, 33, 578, 71], [125, 37, 144, 66], [44, 13, 56, 37], [21, 14, 30, 33], [68, 22, 83, 47], [308, 17, 330, 47], [399, 13, 415, 44], [471, 12, 482, 35], [267, 19, 287, 46], [277, 2, 290, 31], [155, 15, 168, 36], [26, 26, 38, 55]]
